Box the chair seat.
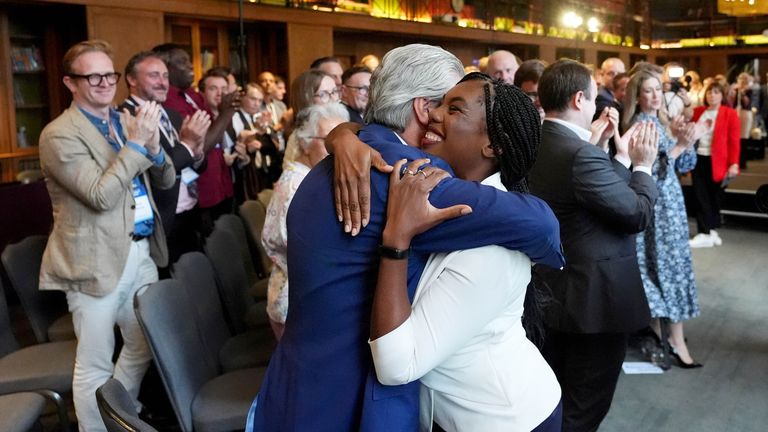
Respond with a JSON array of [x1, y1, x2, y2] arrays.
[[48, 312, 75, 342], [219, 329, 276, 372], [0, 340, 76, 394], [191, 367, 266, 432], [0, 392, 47, 432]]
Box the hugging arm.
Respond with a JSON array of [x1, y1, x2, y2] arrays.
[[325, 122, 393, 235]]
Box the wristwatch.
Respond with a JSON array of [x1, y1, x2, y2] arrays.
[[379, 245, 409, 260]]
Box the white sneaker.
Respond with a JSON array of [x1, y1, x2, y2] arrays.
[[689, 233, 715, 248], [710, 230, 723, 246]]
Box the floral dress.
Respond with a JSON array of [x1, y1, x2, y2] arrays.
[[632, 113, 701, 322], [261, 160, 310, 324]]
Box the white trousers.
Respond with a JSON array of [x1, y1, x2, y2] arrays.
[[66, 239, 157, 432]]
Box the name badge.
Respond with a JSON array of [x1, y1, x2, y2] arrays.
[[133, 182, 154, 224], [181, 167, 199, 185]]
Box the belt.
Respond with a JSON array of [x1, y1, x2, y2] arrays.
[[131, 233, 149, 242]]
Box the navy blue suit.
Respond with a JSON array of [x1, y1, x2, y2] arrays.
[[248, 123, 564, 431]]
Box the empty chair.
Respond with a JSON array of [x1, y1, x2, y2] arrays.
[[204, 226, 269, 334], [134, 279, 266, 432], [213, 214, 261, 293], [173, 252, 275, 372], [0, 391, 47, 432], [0, 278, 72, 431], [96, 378, 158, 432], [1, 235, 74, 343], [257, 188, 273, 210]]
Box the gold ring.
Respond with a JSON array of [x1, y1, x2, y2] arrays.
[[407, 169, 416, 176], [418, 170, 428, 179]]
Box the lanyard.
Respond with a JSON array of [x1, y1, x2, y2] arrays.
[[184, 92, 202, 110]]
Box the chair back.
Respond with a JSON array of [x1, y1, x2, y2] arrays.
[[135, 280, 218, 432], [257, 188, 273, 209], [0, 278, 20, 357], [239, 200, 272, 277], [96, 379, 158, 432], [214, 214, 259, 285], [2, 235, 69, 343], [172, 252, 231, 373], [204, 227, 252, 334]]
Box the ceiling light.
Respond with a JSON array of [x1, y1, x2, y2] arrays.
[[562, 11, 583, 28], [587, 17, 601, 32]]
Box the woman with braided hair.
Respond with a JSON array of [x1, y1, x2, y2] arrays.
[[369, 73, 562, 431]]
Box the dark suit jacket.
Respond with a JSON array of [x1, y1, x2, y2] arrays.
[[248, 123, 565, 432], [343, 102, 365, 125], [119, 97, 197, 233], [529, 120, 658, 334]]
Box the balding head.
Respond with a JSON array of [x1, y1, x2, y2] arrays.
[[600, 58, 625, 91], [486, 50, 519, 85]]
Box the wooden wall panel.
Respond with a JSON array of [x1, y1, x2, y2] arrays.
[[86, 6, 164, 104], [287, 23, 332, 85]]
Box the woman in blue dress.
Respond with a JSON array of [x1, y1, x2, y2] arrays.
[[622, 68, 702, 368]]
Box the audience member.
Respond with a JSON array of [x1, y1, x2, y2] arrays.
[[369, 73, 562, 431], [689, 80, 740, 248], [245, 43, 563, 432], [262, 103, 349, 340], [152, 44, 242, 233], [359, 53, 380, 72], [283, 69, 339, 165], [685, 70, 704, 107], [612, 72, 630, 112], [595, 57, 626, 119], [623, 68, 703, 368], [120, 51, 211, 267], [196, 68, 247, 230], [224, 82, 270, 202], [735, 72, 760, 141], [340, 65, 371, 124], [311, 56, 344, 88], [39, 40, 175, 431], [529, 59, 659, 432], [662, 62, 694, 120], [486, 49, 519, 84], [514, 59, 547, 121]]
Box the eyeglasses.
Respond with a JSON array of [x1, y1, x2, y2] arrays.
[[314, 88, 340, 102], [344, 85, 369, 96], [68, 72, 121, 87]]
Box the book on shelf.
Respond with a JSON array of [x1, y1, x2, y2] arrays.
[[13, 81, 25, 105], [10, 45, 43, 72]]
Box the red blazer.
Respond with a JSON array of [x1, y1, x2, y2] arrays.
[[692, 105, 740, 182]]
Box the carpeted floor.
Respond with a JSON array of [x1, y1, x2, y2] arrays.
[[601, 218, 768, 432]]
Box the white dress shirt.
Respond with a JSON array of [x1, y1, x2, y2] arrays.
[[370, 173, 561, 432]]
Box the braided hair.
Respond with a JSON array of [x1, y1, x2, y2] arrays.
[[458, 72, 540, 194], [457, 72, 547, 347]]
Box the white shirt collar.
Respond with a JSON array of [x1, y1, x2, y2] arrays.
[[393, 132, 409, 146], [544, 118, 592, 142], [480, 172, 506, 192]]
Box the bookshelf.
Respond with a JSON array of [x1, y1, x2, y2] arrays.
[[0, 4, 83, 182], [167, 18, 231, 88]]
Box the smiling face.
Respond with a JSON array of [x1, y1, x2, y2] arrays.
[[639, 76, 663, 113], [129, 57, 169, 103], [421, 79, 493, 181], [63, 51, 117, 113], [167, 49, 194, 89]]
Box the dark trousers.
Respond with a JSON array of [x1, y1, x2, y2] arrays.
[[691, 155, 722, 234], [199, 197, 234, 238], [542, 330, 628, 432]]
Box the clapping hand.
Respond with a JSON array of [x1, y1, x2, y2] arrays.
[[590, 107, 618, 150], [180, 110, 212, 157], [628, 121, 659, 169], [122, 101, 162, 153]]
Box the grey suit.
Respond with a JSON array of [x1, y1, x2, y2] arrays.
[[529, 120, 658, 432]]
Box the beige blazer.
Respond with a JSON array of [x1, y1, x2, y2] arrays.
[[38, 102, 175, 296]]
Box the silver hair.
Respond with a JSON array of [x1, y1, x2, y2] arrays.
[[364, 44, 464, 132], [289, 102, 349, 157]]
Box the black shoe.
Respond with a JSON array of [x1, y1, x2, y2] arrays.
[[668, 346, 703, 369]]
